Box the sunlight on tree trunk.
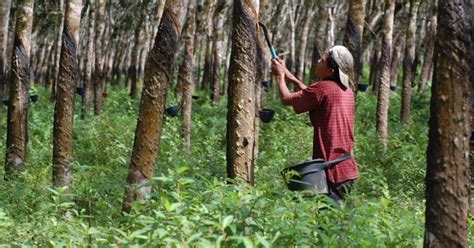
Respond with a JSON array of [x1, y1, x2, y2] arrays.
[[179, 0, 197, 150], [375, 0, 395, 149], [81, 0, 95, 120], [5, 0, 34, 178], [52, 0, 82, 189], [424, 1, 471, 246], [226, 0, 259, 185], [122, 0, 189, 213]]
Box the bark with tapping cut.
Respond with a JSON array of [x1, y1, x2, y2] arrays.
[[93, 0, 105, 116], [418, 0, 437, 94], [400, 0, 421, 125], [81, 0, 95, 120], [178, 0, 197, 150], [0, 0, 12, 131], [310, 0, 328, 82], [343, 0, 365, 91], [52, 0, 82, 188], [375, 0, 395, 149], [5, 0, 34, 178], [424, 1, 471, 246], [211, 0, 229, 103], [122, 0, 189, 213], [226, 0, 259, 185]]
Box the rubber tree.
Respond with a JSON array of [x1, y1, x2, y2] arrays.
[[51, 0, 65, 101], [52, 0, 82, 188], [400, 0, 421, 125], [81, 0, 95, 119], [309, 0, 328, 82], [0, 0, 12, 131], [178, 0, 197, 150], [375, 0, 395, 149], [226, 0, 259, 185], [424, 0, 471, 246], [417, 0, 437, 94], [210, 0, 230, 103], [343, 0, 365, 92], [5, 0, 35, 178], [122, 0, 189, 213], [128, 5, 145, 99], [93, 0, 106, 116]]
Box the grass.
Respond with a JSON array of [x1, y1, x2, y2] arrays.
[[0, 84, 471, 247]]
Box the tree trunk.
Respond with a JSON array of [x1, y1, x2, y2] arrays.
[[122, 0, 189, 213], [375, 0, 395, 149], [0, 0, 12, 131], [51, 0, 65, 101], [52, 0, 82, 189], [424, 1, 471, 246], [200, 36, 213, 92], [178, 0, 197, 150], [128, 15, 143, 99], [226, 0, 258, 185], [400, 0, 421, 125], [418, 0, 437, 94], [343, 0, 365, 91], [5, 0, 35, 178], [310, 0, 328, 82], [389, 29, 404, 87], [369, 37, 381, 92], [210, 0, 229, 103], [81, 0, 95, 120], [295, 5, 313, 81], [93, 0, 106, 116]]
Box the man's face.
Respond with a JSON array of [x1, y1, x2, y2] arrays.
[[315, 52, 333, 79]]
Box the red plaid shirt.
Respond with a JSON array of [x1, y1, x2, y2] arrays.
[[286, 80, 358, 183]]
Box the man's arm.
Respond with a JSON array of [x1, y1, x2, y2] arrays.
[[285, 70, 307, 90]]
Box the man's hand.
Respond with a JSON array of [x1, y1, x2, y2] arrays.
[[271, 59, 286, 79]]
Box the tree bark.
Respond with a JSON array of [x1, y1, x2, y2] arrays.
[[226, 0, 258, 185], [389, 29, 404, 87], [424, 1, 471, 246], [343, 0, 365, 91], [418, 0, 437, 94], [369, 37, 381, 92], [295, 4, 313, 82], [310, 0, 328, 82], [93, 0, 106, 116], [5, 0, 35, 178], [122, 0, 189, 213], [400, 0, 421, 125], [128, 11, 143, 99], [178, 0, 197, 150], [52, 0, 82, 189], [210, 0, 229, 103], [51, 0, 65, 101], [0, 0, 12, 131], [81, 0, 95, 120], [375, 0, 395, 149]]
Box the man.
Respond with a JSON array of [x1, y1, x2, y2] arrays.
[[271, 45, 358, 204]]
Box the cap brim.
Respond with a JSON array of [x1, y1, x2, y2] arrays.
[[338, 69, 349, 88]]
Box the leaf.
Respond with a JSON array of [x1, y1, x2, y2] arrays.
[[222, 215, 234, 229]]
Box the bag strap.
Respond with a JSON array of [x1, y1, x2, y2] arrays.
[[299, 153, 352, 177]]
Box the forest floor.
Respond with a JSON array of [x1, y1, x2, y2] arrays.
[[0, 84, 472, 246]]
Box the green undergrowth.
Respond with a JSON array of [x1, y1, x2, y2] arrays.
[[0, 85, 471, 247]]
